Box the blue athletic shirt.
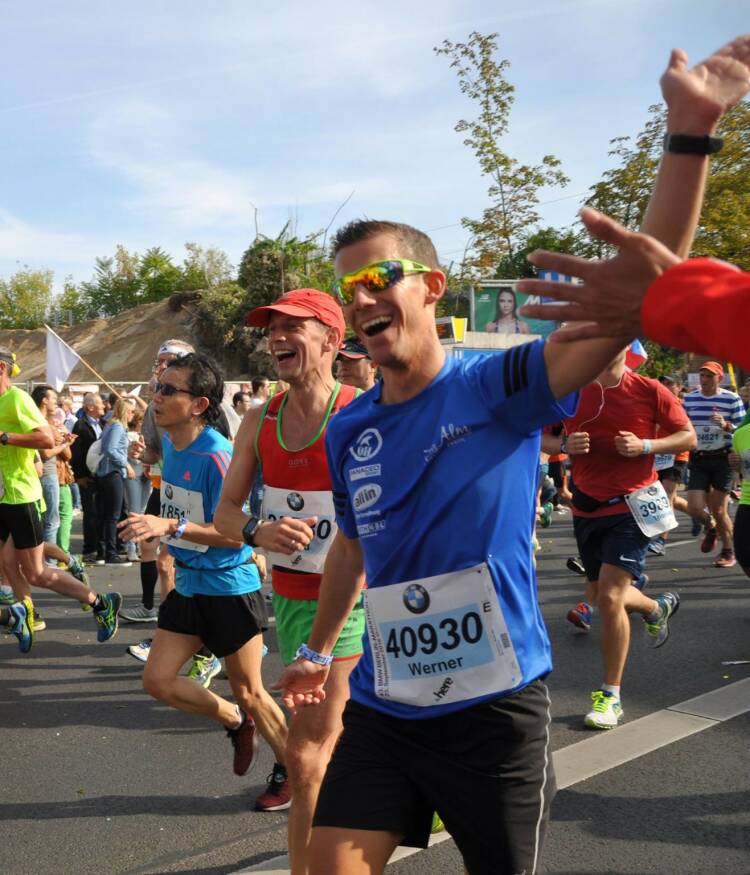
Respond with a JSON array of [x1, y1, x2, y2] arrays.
[[161, 427, 259, 597], [326, 339, 578, 719]]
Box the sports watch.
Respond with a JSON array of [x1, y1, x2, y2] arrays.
[[0, 433, 9, 446], [663, 133, 724, 155], [241, 515, 262, 546]]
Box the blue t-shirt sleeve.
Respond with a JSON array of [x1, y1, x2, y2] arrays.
[[468, 339, 578, 433], [325, 423, 358, 539], [202, 448, 231, 523]]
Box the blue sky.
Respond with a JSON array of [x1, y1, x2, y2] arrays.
[[1, 0, 746, 289]]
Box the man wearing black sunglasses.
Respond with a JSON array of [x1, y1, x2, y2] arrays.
[[275, 35, 743, 875]]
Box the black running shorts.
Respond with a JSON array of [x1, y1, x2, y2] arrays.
[[657, 460, 687, 484], [687, 452, 733, 493], [313, 680, 556, 875], [0, 501, 44, 550], [573, 511, 650, 582], [157, 589, 268, 658]]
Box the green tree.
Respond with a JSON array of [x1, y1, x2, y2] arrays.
[[435, 32, 569, 272], [495, 226, 583, 279], [0, 266, 54, 328], [181, 243, 234, 290], [52, 276, 90, 325]]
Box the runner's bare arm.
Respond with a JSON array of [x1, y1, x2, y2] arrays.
[[614, 424, 696, 458], [118, 513, 242, 548], [518, 34, 750, 339], [274, 530, 365, 711], [5, 425, 55, 450], [213, 404, 316, 552]]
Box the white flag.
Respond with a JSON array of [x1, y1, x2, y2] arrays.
[[45, 325, 81, 391]]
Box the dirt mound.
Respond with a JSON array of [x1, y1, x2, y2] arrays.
[[0, 296, 257, 385]]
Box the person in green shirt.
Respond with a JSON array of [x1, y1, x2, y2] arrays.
[[0, 347, 121, 649], [730, 422, 750, 578]]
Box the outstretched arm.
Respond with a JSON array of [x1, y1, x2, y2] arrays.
[[519, 34, 750, 348]]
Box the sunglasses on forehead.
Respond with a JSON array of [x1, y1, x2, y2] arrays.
[[332, 259, 432, 305], [154, 382, 199, 397]]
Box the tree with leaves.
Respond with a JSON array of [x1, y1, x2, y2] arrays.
[[0, 266, 54, 328], [435, 31, 569, 272]]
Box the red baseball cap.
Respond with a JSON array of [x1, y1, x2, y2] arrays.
[[246, 288, 345, 337], [699, 361, 724, 378]]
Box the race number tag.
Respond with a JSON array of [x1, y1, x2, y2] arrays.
[[365, 562, 522, 708], [262, 486, 336, 574], [697, 425, 724, 451], [159, 480, 208, 553], [624, 479, 678, 537], [654, 453, 675, 471]]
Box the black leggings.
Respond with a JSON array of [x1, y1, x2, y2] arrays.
[[734, 504, 750, 577], [99, 471, 125, 560]]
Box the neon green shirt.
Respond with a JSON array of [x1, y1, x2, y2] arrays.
[[732, 423, 750, 507], [0, 387, 48, 505]]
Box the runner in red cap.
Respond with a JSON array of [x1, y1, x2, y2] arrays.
[[215, 288, 366, 865]]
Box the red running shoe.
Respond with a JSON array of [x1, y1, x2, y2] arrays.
[[227, 712, 259, 776], [566, 602, 592, 631], [714, 550, 736, 568], [255, 762, 292, 811], [700, 527, 718, 554]]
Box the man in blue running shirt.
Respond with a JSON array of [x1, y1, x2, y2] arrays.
[[277, 39, 740, 872], [119, 353, 287, 794]]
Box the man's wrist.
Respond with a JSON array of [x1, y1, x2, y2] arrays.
[[641, 438, 653, 455], [665, 110, 720, 137], [295, 643, 334, 667]]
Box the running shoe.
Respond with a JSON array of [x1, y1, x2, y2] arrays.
[[584, 690, 623, 730], [127, 638, 152, 663], [714, 549, 737, 568], [93, 592, 122, 642], [227, 711, 259, 776], [68, 555, 90, 586], [83, 553, 105, 566], [644, 592, 680, 648], [566, 601, 592, 631], [539, 502, 553, 528], [8, 598, 34, 653], [120, 603, 159, 623], [254, 762, 292, 811], [566, 557, 586, 576], [187, 653, 222, 688], [430, 812, 446, 834], [691, 518, 702, 537], [32, 610, 46, 632], [647, 536, 666, 556], [632, 573, 649, 592], [0, 585, 15, 605], [700, 527, 718, 554]]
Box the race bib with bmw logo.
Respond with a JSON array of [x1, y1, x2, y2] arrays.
[[261, 485, 336, 574], [364, 562, 522, 708], [623, 479, 678, 537], [159, 479, 208, 553], [697, 425, 724, 451]]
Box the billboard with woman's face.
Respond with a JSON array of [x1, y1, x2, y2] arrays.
[[474, 280, 561, 338]]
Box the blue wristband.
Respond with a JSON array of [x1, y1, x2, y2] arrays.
[[295, 642, 333, 666], [170, 515, 187, 540], [641, 439, 652, 455]]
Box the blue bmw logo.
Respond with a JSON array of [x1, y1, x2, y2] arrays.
[[403, 584, 430, 614]]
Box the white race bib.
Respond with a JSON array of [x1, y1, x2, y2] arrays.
[[654, 453, 675, 471], [624, 479, 678, 537], [365, 562, 522, 708], [159, 480, 208, 553], [262, 486, 336, 574], [697, 425, 724, 451]]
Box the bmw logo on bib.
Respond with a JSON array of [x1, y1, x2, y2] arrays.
[[287, 492, 304, 511], [403, 583, 430, 614], [164, 484, 173, 500]]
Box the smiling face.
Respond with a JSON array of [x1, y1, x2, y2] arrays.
[[266, 314, 338, 385], [334, 233, 444, 371]]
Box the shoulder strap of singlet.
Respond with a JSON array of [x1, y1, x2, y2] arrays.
[[253, 393, 283, 461]]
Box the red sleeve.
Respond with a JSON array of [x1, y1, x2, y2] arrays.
[[643, 258, 750, 367], [653, 381, 689, 433]]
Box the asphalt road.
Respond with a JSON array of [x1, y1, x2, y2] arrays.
[[3, 510, 749, 875]]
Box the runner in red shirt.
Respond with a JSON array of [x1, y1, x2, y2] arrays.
[[544, 350, 696, 729], [214, 289, 366, 868]]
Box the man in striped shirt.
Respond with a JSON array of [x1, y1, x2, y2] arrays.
[[683, 362, 745, 567]]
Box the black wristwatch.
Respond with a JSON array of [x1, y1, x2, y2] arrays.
[[0, 432, 9, 446], [241, 516, 262, 546], [663, 133, 724, 156]]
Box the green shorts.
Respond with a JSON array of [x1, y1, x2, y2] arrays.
[[272, 592, 365, 666]]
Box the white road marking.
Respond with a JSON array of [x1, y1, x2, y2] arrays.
[[236, 678, 750, 873], [663, 539, 697, 549]]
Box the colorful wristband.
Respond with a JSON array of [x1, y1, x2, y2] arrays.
[[641, 439, 653, 455], [295, 643, 333, 666], [170, 515, 187, 540]]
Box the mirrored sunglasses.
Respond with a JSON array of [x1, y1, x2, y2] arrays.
[[332, 259, 431, 305]]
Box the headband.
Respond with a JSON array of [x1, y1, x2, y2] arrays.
[[158, 344, 191, 358]]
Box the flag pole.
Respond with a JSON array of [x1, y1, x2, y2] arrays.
[[44, 325, 122, 399]]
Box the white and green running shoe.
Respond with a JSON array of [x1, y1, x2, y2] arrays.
[[584, 690, 623, 730], [187, 653, 222, 689], [644, 592, 680, 648]]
